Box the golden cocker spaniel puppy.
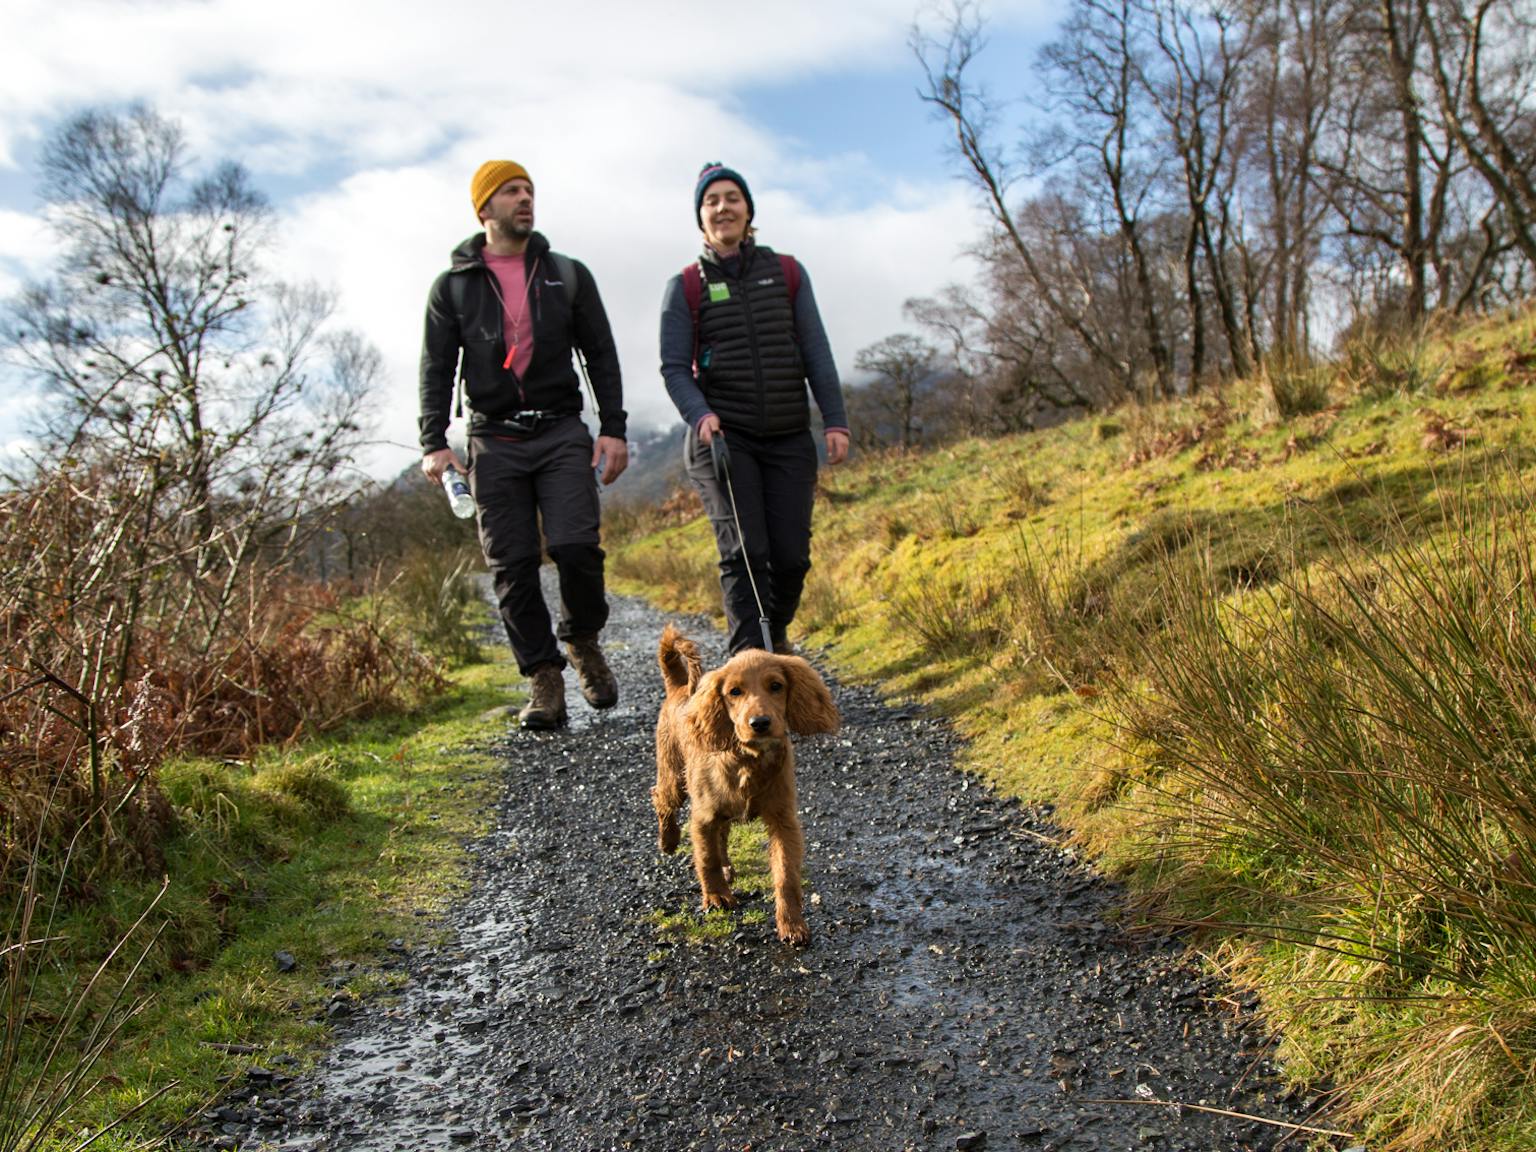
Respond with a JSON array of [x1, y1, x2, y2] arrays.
[[652, 624, 840, 945]]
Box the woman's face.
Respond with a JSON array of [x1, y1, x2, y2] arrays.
[[700, 180, 750, 253]]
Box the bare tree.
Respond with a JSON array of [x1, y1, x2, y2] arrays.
[[5, 106, 378, 692], [1140, 0, 1260, 379], [1311, 0, 1470, 321], [1418, 0, 1536, 270], [850, 334, 947, 451], [1038, 0, 1179, 396], [1242, 0, 1343, 356], [914, 1, 1159, 397], [910, 0, 1535, 415]]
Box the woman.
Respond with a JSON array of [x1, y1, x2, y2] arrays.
[[659, 162, 850, 655]]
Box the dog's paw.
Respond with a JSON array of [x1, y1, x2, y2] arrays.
[[701, 889, 738, 911], [776, 917, 811, 947], [658, 821, 680, 855]]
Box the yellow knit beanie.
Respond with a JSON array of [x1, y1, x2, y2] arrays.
[[471, 161, 532, 217]]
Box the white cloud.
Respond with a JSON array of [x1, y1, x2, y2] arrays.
[[0, 209, 49, 295], [0, 0, 1052, 476]]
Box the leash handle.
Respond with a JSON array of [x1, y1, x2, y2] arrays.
[[709, 430, 731, 485]]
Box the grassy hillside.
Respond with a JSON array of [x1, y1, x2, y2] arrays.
[[609, 305, 1536, 1151]]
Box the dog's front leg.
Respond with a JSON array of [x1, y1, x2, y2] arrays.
[[763, 812, 809, 945], [691, 814, 737, 911], [653, 727, 686, 855]]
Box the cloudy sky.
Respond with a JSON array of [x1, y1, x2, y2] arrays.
[[0, 0, 1053, 478]]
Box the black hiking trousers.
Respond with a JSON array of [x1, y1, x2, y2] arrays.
[[684, 424, 817, 655], [469, 416, 608, 674]]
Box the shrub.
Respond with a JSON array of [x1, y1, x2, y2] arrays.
[[386, 549, 487, 666], [1338, 324, 1447, 399]]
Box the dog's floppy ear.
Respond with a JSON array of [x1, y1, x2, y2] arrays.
[[781, 656, 840, 736], [685, 668, 737, 753]]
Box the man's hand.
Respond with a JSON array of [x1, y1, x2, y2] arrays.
[[825, 429, 850, 465], [422, 447, 463, 483], [594, 435, 629, 485], [695, 414, 721, 444]]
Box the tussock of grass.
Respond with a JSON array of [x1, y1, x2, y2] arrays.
[[610, 304, 1536, 1151]]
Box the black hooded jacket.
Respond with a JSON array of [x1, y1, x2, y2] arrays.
[[418, 230, 625, 452]]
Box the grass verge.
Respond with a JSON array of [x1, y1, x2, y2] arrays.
[[9, 646, 525, 1151]]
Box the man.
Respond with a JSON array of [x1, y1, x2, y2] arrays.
[[420, 160, 628, 728]]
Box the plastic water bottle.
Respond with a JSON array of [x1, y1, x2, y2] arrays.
[[441, 466, 474, 519]]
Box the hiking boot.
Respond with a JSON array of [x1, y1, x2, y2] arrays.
[[771, 633, 795, 656], [518, 664, 567, 729], [565, 634, 619, 709]]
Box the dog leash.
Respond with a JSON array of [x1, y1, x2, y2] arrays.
[[709, 432, 775, 651]]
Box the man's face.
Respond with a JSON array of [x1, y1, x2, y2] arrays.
[[700, 180, 749, 252], [481, 178, 534, 240]]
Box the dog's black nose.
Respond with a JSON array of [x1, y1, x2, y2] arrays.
[[749, 714, 772, 734]]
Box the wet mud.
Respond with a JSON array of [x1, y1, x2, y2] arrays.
[[195, 587, 1335, 1152]]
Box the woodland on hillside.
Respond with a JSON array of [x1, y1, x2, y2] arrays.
[[849, 0, 1536, 448]]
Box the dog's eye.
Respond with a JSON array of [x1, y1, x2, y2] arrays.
[[726, 685, 743, 697], [768, 680, 785, 693]]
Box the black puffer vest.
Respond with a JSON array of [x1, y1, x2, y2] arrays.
[[697, 245, 807, 437]]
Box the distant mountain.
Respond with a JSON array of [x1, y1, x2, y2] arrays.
[[611, 423, 689, 506]]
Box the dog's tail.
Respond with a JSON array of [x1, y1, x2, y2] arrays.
[[657, 623, 704, 695]]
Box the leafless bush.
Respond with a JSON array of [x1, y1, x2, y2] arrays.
[[0, 107, 428, 901]]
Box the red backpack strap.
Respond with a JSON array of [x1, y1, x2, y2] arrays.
[[682, 263, 703, 326], [682, 263, 703, 373], [778, 252, 800, 303]]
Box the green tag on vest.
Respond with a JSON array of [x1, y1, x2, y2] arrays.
[[708, 281, 731, 302]]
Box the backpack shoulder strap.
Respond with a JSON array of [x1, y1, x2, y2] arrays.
[[777, 252, 801, 303], [447, 268, 469, 318], [548, 250, 579, 305], [444, 270, 471, 418], [682, 263, 703, 327], [681, 263, 704, 374]]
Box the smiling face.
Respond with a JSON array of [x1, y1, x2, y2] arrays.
[[699, 179, 750, 254]]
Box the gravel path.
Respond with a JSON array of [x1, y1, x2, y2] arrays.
[[198, 582, 1333, 1152]]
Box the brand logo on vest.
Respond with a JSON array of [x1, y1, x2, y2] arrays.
[[708, 282, 731, 302]]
